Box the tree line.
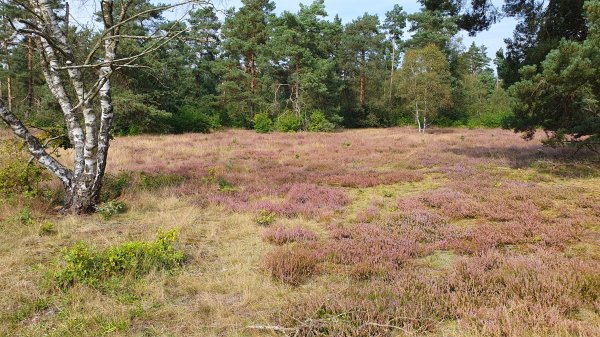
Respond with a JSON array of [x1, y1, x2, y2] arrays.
[[1, 0, 517, 135]]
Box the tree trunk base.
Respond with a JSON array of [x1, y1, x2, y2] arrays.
[[63, 186, 98, 214]]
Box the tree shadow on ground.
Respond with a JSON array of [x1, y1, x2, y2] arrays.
[[427, 128, 457, 134], [448, 142, 600, 179]]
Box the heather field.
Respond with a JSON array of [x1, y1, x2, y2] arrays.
[[1, 127, 600, 336]]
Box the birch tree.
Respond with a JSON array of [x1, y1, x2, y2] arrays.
[[399, 44, 452, 133], [0, 0, 205, 213]]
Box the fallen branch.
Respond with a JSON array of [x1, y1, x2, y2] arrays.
[[362, 322, 412, 334], [245, 324, 297, 334]]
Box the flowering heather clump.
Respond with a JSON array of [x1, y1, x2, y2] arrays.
[[264, 245, 321, 286], [324, 223, 420, 270], [456, 218, 581, 253], [419, 188, 482, 219], [283, 250, 600, 337], [392, 209, 449, 229], [262, 225, 318, 245], [355, 204, 381, 223], [254, 183, 349, 219], [323, 170, 423, 188], [390, 210, 453, 245], [446, 250, 600, 336]]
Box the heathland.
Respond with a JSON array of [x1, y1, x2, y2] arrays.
[[1, 127, 599, 336]]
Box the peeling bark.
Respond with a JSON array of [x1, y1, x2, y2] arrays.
[[93, 1, 117, 202]]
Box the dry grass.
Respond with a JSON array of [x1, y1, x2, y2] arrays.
[[1, 127, 600, 336]]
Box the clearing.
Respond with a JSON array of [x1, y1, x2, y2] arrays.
[[1, 127, 600, 336]]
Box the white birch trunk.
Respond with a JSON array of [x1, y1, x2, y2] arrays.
[[0, 0, 194, 213], [415, 101, 422, 133], [92, 0, 117, 200]]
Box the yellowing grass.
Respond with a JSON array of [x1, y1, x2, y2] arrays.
[[0, 127, 599, 336]]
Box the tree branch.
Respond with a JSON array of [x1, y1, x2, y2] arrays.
[[0, 99, 72, 187], [83, 0, 200, 66]]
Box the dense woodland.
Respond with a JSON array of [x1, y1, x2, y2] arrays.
[[0, 0, 595, 143]]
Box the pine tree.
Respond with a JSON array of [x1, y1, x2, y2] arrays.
[[268, 0, 337, 126], [220, 0, 275, 126], [507, 0, 600, 148]]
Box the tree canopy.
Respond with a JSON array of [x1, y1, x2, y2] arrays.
[[1, 0, 598, 148], [506, 0, 600, 147]]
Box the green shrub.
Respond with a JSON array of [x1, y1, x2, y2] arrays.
[[255, 210, 276, 226], [15, 207, 34, 225], [96, 201, 127, 220], [217, 177, 236, 192], [365, 112, 380, 128], [53, 229, 184, 289], [39, 221, 57, 236], [139, 172, 186, 190], [308, 110, 335, 132], [0, 140, 48, 197], [112, 90, 173, 135], [275, 112, 300, 132], [170, 104, 220, 134], [100, 171, 131, 202], [467, 111, 512, 128], [253, 112, 273, 133]]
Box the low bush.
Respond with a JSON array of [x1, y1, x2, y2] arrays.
[[170, 104, 220, 134], [96, 201, 127, 220], [275, 112, 301, 132], [308, 110, 335, 132], [264, 245, 320, 286], [139, 172, 186, 190], [39, 221, 57, 236], [112, 90, 173, 135], [254, 210, 276, 226], [217, 177, 236, 192], [0, 140, 48, 197], [262, 225, 318, 245], [253, 112, 273, 133], [467, 110, 512, 128], [100, 171, 131, 202], [15, 207, 34, 225], [53, 229, 184, 289]]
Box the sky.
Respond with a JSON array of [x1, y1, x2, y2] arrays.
[[69, 0, 517, 62]]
